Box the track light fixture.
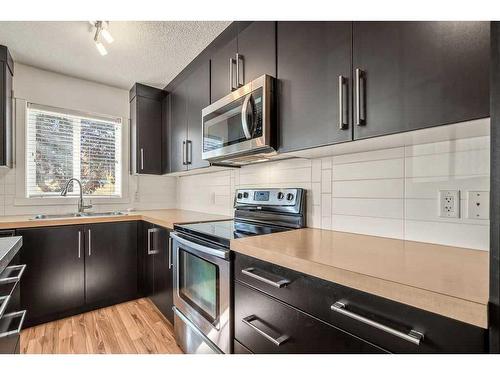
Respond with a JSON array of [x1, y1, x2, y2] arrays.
[[90, 21, 113, 56]]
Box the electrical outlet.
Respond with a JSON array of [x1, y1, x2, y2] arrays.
[[439, 190, 460, 218], [467, 191, 489, 220]]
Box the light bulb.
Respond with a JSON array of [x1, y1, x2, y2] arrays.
[[101, 29, 114, 44], [95, 41, 108, 56]]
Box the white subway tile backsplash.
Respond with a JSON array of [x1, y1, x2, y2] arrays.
[[332, 147, 404, 165], [175, 132, 490, 250], [332, 158, 404, 181], [405, 149, 489, 177], [405, 220, 489, 250], [332, 198, 404, 219], [321, 169, 332, 193], [405, 175, 489, 199], [331, 215, 404, 239], [333, 179, 404, 199]]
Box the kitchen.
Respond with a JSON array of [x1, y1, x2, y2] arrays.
[[0, 1, 499, 371]]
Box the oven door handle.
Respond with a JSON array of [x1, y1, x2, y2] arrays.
[[170, 232, 229, 260]]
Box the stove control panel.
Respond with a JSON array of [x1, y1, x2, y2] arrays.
[[235, 188, 301, 206]]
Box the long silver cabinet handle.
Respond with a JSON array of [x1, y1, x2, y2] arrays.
[[338, 75, 348, 130], [236, 53, 244, 87], [147, 228, 159, 255], [0, 310, 27, 338], [229, 57, 236, 91], [331, 301, 424, 346], [140, 148, 144, 170], [355, 68, 366, 126], [0, 264, 27, 285], [182, 140, 186, 165], [242, 315, 289, 346], [78, 231, 81, 259], [168, 237, 173, 269], [88, 229, 92, 256], [241, 267, 290, 288], [186, 140, 192, 165]]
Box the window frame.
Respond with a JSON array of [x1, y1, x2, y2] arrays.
[[20, 101, 127, 202]]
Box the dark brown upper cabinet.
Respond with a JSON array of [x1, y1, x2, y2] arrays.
[[0, 45, 13, 168], [210, 22, 276, 103], [352, 21, 490, 139], [168, 60, 211, 173], [129, 83, 166, 175], [277, 22, 353, 153]]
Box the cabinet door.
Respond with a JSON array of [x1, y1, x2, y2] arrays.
[[151, 227, 174, 324], [237, 22, 276, 85], [187, 61, 210, 170], [139, 221, 155, 296], [210, 32, 238, 103], [169, 83, 188, 173], [84, 222, 138, 305], [18, 226, 85, 327], [277, 22, 353, 152], [136, 96, 162, 174], [353, 21, 490, 139]]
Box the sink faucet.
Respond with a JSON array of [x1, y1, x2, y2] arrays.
[[60, 178, 92, 213]]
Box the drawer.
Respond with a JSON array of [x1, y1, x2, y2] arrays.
[[0, 310, 26, 354], [234, 253, 487, 353], [234, 281, 386, 354], [0, 263, 26, 318]]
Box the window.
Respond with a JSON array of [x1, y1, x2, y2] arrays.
[[26, 103, 122, 198]]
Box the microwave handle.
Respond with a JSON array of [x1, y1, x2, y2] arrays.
[[241, 94, 254, 140]]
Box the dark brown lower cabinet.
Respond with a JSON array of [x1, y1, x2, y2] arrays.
[[84, 222, 138, 305], [234, 281, 386, 354], [18, 226, 85, 327], [234, 253, 488, 354], [18, 222, 139, 327], [141, 222, 174, 324]]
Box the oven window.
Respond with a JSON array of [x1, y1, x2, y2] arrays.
[[178, 248, 219, 323]]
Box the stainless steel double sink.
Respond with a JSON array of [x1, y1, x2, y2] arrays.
[[31, 211, 127, 220]]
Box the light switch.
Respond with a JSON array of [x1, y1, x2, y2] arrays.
[[467, 191, 489, 220]]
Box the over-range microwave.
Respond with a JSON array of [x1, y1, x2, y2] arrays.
[[201, 74, 276, 166]]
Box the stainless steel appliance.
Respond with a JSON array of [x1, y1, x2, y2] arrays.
[[171, 188, 306, 354], [201, 75, 276, 166]]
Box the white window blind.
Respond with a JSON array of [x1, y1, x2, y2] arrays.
[[26, 103, 122, 198]]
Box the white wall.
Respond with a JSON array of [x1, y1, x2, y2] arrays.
[[0, 63, 177, 216], [177, 128, 490, 250]]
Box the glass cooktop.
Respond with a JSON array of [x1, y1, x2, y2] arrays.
[[174, 220, 292, 248]]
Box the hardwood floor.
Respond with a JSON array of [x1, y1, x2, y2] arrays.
[[20, 298, 183, 354]]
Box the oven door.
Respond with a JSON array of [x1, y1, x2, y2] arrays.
[[201, 74, 275, 162], [171, 232, 231, 353]]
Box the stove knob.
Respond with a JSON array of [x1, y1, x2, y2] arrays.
[[286, 193, 294, 201], [237, 193, 243, 199], [277, 192, 285, 200], [243, 192, 249, 198]]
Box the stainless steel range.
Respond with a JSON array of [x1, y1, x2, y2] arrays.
[[170, 188, 306, 354]]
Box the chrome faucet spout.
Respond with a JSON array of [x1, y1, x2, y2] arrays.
[[60, 178, 92, 213]]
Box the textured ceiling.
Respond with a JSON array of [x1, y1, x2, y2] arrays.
[[0, 21, 230, 89]]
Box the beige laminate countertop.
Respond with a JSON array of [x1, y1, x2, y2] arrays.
[[230, 228, 489, 328], [0, 209, 231, 230]]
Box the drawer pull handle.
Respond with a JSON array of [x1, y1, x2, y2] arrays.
[[0, 295, 11, 319], [242, 267, 290, 288], [0, 310, 27, 338], [331, 301, 424, 346], [242, 314, 289, 346], [0, 264, 27, 285]]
